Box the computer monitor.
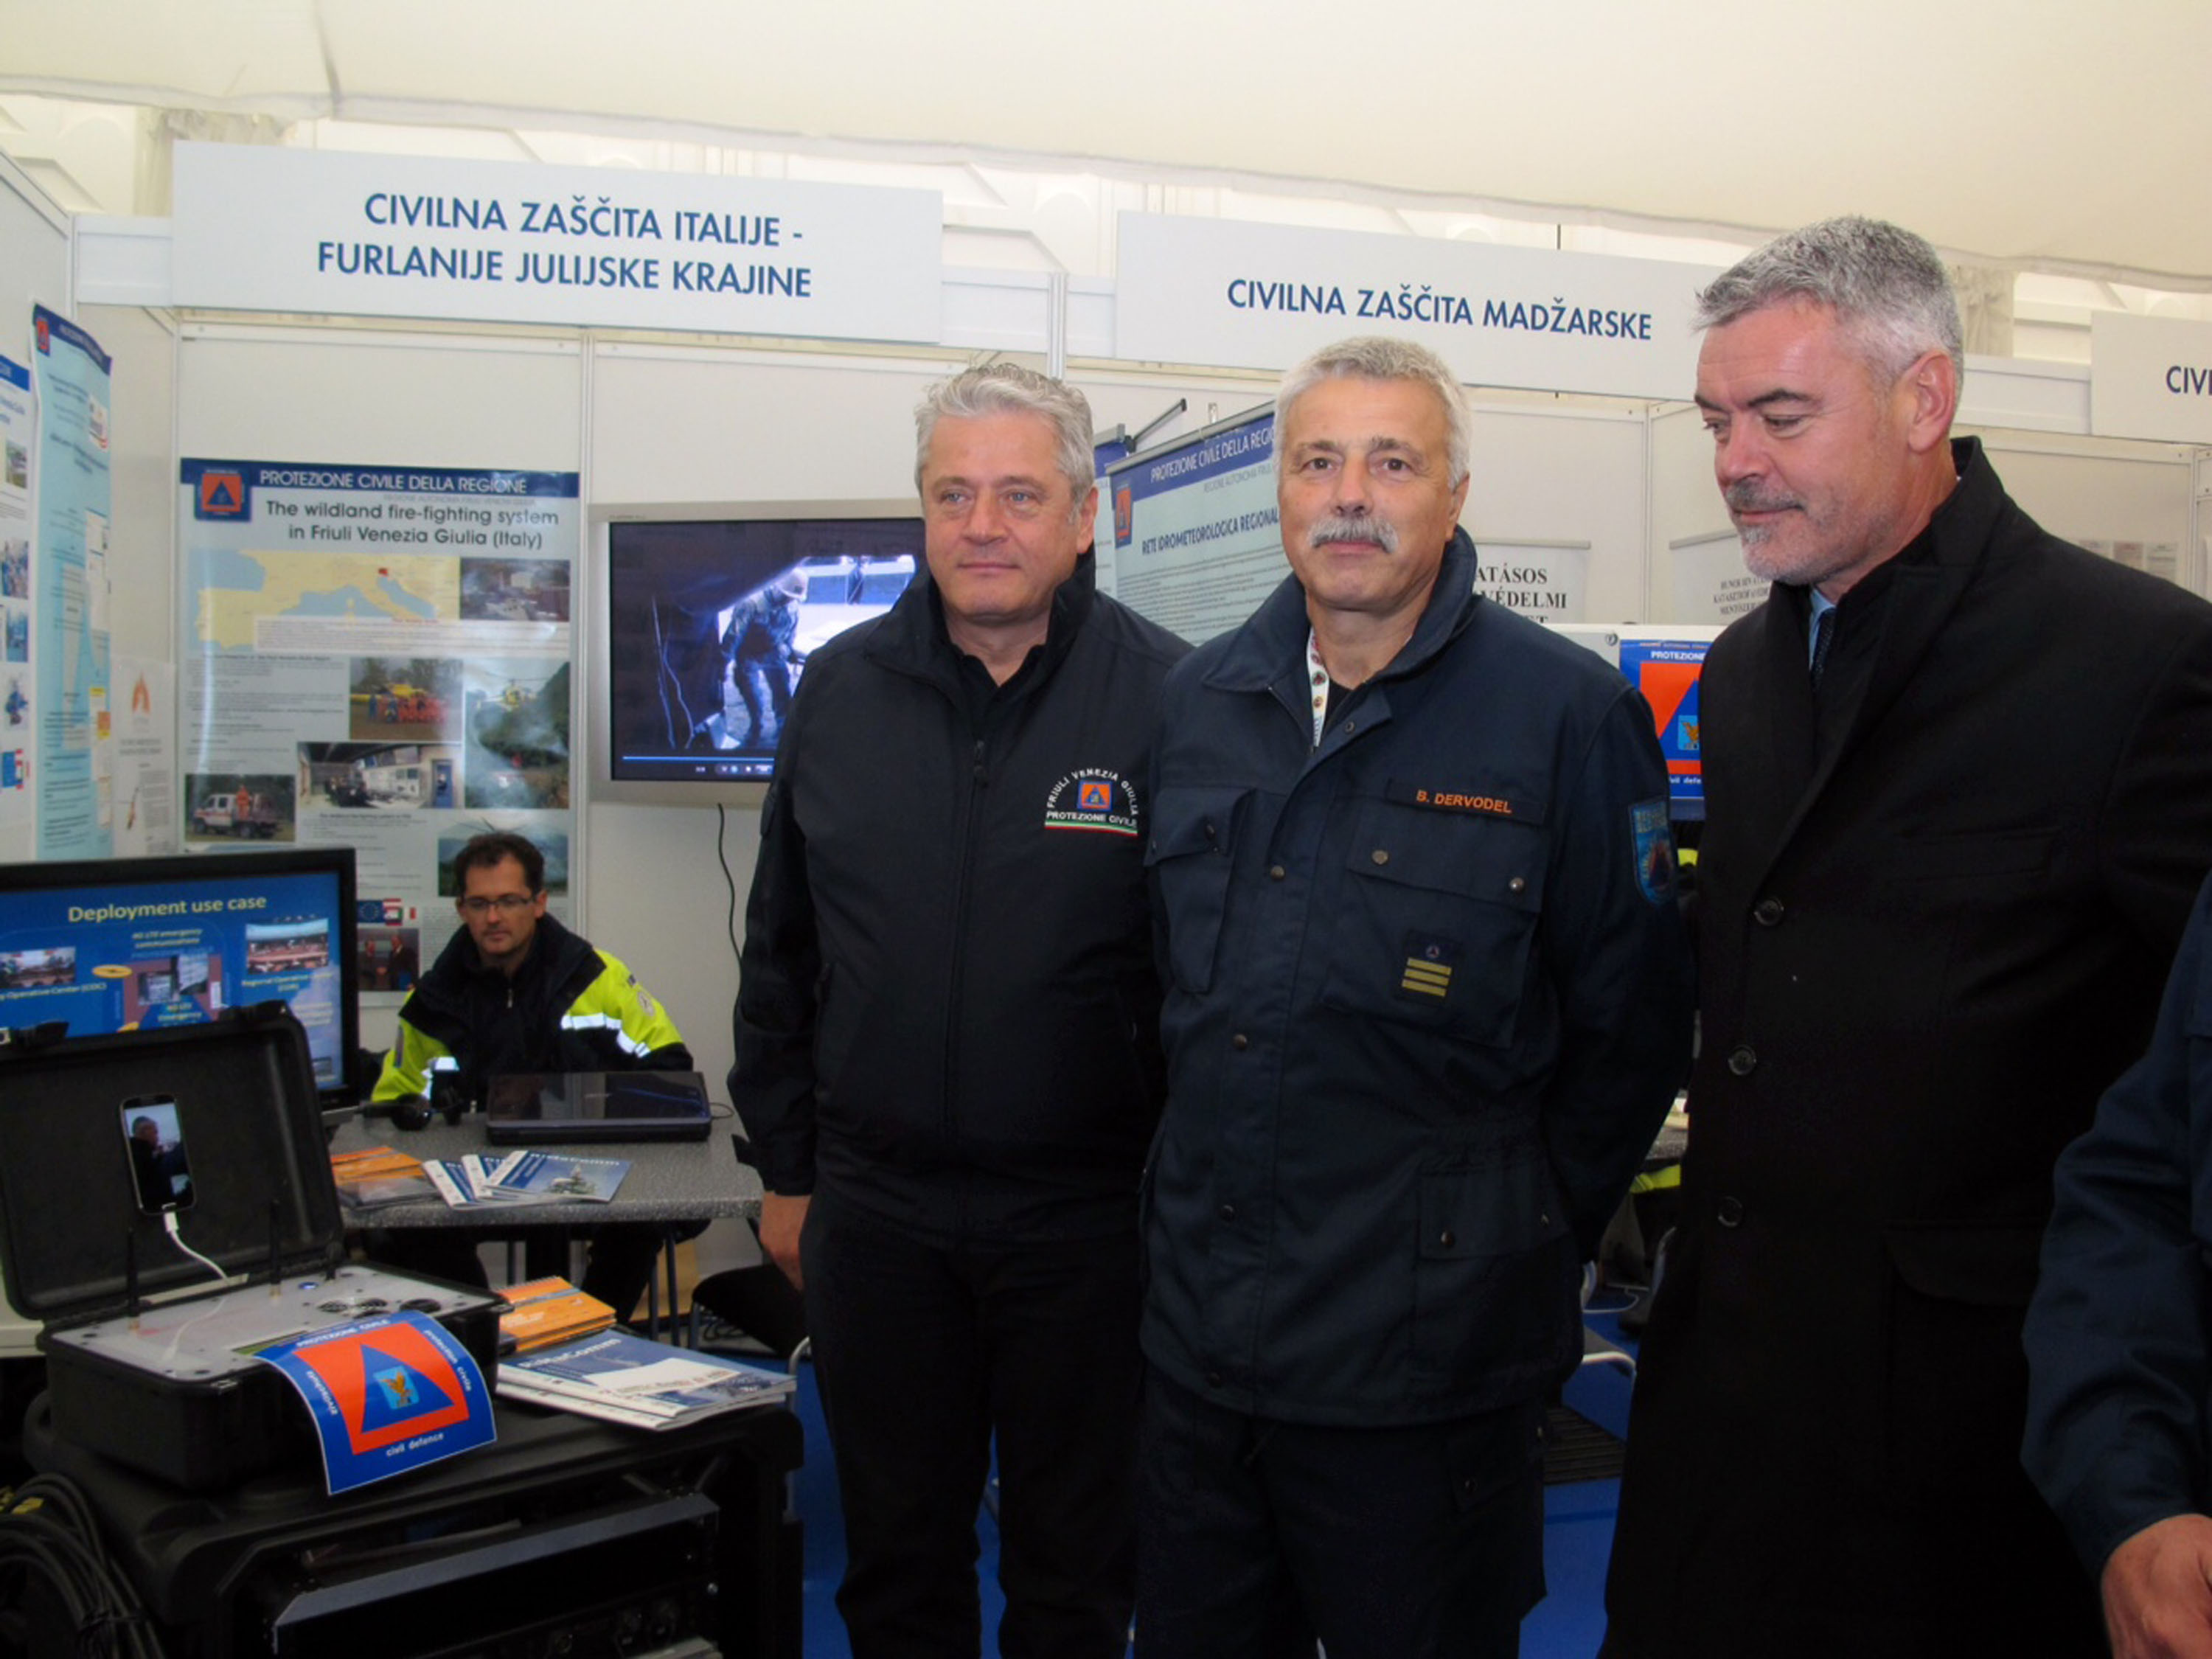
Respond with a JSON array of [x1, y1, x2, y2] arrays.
[[590, 501, 923, 805], [0, 849, 362, 1107]]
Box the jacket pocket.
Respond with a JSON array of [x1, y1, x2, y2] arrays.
[[1410, 1154, 1576, 1394], [1321, 801, 1545, 1046], [1883, 828, 2057, 883], [1145, 785, 1246, 995], [1879, 1222, 2042, 1496]]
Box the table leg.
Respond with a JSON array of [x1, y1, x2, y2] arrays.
[[523, 1228, 573, 1282], [661, 1225, 684, 1346]]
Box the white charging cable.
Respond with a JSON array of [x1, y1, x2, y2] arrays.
[[162, 1208, 229, 1283]]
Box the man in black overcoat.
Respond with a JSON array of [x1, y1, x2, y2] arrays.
[[1602, 216, 2212, 1658]]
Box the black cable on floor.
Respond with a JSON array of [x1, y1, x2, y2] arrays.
[[0, 1473, 164, 1656]]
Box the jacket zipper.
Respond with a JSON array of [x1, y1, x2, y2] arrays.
[[942, 726, 990, 1147]]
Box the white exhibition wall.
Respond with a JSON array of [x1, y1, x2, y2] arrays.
[[0, 160, 66, 364], [1973, 435, 2195, 557]]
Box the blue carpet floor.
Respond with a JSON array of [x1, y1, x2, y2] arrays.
[[786, 1297, 1641, 1658]]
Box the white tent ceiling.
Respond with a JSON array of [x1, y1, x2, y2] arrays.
[[2, 0, 2208, 289]]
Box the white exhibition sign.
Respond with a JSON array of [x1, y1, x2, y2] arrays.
[[1472, 542, 1589, 625], [2090, 312, 2212, 445], [1672, 530, 1767, 624], [1116, 214, 1719, 400], [170, 143, 943, 344]]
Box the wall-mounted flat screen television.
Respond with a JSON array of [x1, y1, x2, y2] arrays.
[[591, 501, 924, 804], [0, 848, 362, 1107]]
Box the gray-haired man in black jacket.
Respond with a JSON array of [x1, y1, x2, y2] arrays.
[[731, 361, 1188, 1659]]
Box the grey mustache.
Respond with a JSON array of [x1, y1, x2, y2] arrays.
[[1725, 487, 1796, 514], [1308, 514, 1399, 553]]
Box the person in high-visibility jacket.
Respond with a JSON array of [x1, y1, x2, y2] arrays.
[[371, 830, 695, 1318]]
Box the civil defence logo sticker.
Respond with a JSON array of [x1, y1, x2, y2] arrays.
[[1043, 768, 1140, 837]]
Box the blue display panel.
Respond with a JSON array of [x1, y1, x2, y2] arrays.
[[1617, 638, 1710, 821], [0, 849, 360, 1105]]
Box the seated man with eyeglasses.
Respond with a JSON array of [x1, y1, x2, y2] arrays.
[[367, 830, 697, 1319]]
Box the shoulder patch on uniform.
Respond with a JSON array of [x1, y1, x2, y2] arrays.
[[1631, 798, 1676, 905]]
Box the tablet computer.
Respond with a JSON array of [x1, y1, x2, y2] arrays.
[[484, 1071, 714, 1144]]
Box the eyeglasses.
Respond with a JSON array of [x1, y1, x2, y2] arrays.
[[459, 894, 535, 916]]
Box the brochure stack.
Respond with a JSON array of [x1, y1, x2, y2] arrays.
[[498, 1329, 795, 1430]]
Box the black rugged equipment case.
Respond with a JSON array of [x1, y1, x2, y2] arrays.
[[0, 1009, 502, 1489]]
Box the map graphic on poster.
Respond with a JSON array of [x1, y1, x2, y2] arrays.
[[195, 552, 454, 650], [179, 461, 579, 1019]]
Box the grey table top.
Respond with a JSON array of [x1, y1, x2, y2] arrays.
[[1648, 1120, 1688, 1164], [330, 1115, 761, 1228]]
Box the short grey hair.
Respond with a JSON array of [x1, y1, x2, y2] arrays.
[[1275, 336, 1472, 490], [1696, 216, 1964, 385], [914, 361, 1095, 519]]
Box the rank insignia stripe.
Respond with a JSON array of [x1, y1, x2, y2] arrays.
[[1400, 961, 1453, 997], [1397, 929, 1461, 1000]]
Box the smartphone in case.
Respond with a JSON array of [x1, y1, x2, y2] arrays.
[[120, 1094, 195, 1214]]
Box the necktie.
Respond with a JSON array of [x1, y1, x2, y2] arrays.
[[1809, 605, 1835, 688]]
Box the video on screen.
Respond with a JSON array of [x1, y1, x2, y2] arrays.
[[606, 515, 922, 785]]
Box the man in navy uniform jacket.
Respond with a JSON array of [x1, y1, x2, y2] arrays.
[[2027, 872, 2212, 1659], [1141, 335, 1694, 1659]]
